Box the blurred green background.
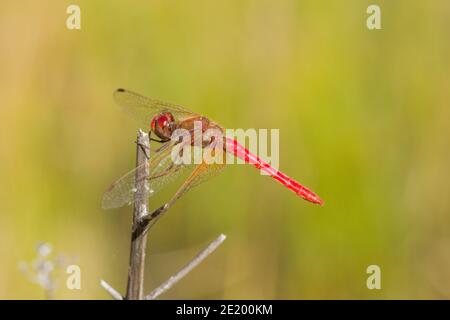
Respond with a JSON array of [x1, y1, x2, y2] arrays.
[[1, 0, 449, 299]]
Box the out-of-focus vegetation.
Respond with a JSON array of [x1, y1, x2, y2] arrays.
[[0, 0, 449, 299]]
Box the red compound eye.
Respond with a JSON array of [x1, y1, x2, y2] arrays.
[[151, 114, 169, 131], [157, 115, 169, 129], [150, 112, 174, 139]]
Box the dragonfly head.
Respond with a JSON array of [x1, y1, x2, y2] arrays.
[[150, 111, 175, 140]]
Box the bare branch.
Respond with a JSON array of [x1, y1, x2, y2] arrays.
[[145, 233, 226, 300], [100, 280, 123, 300], [126, 129, 151, 300]]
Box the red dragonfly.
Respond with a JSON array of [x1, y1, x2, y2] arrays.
[[102, 89, 323, 214]]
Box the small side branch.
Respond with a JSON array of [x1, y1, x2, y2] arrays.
[[145, 233, 226, 300], [100, 280, 123, 300]]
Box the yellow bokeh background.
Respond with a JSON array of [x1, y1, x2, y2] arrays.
[[1, 1, 449, 299]]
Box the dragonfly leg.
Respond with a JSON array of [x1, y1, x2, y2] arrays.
[[150, 137, 169, 143], [134, 140, 171, 155], [154, 142, 172, 153], [134, 132, 172, 158]]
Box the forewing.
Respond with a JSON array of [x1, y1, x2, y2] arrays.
[[113, 89, 199, 128]]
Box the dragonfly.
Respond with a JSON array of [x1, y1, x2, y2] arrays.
[[102, 89, 323, 222]]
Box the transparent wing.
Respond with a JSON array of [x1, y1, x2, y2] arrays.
[[182, 162, 226, 194], [166, 151, 227, 207], [102, 141, 192, 209], [113, 88, 200, 128]]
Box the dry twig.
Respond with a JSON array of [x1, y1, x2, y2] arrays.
[[145, 234, 226, 300], [100, 280, 123, 300]]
